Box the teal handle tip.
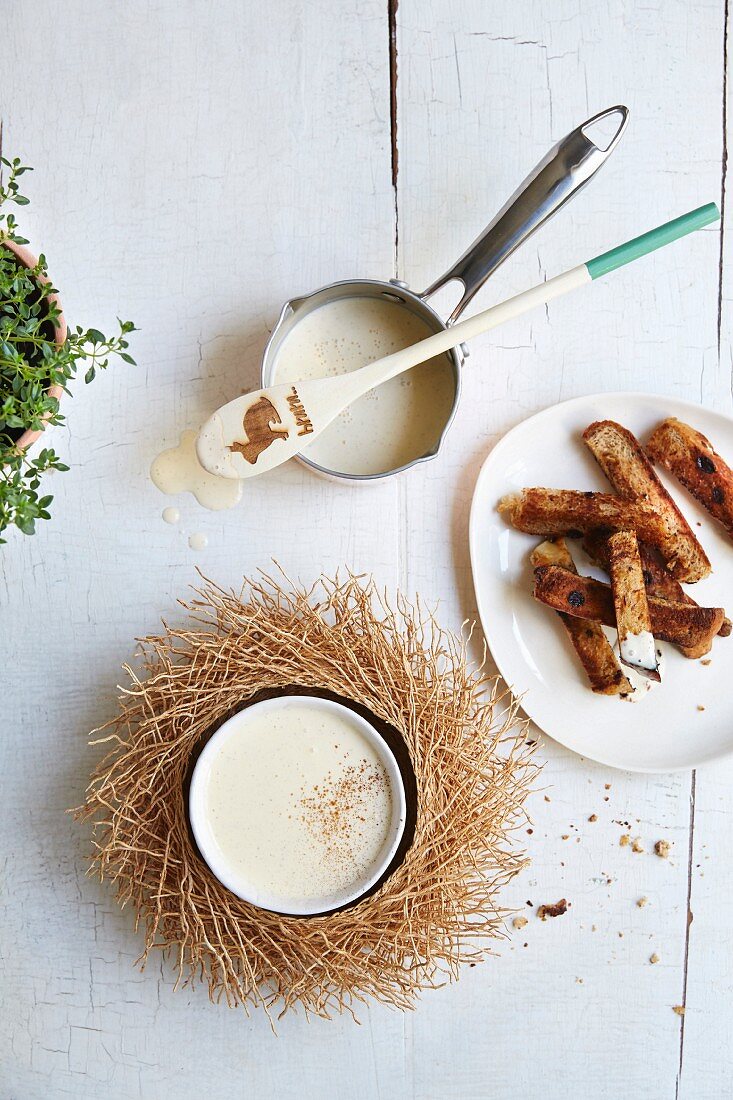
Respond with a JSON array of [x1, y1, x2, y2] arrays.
[[587, 202, 721, 280]]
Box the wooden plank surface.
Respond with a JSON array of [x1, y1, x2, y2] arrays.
[[1, 1, 731, 1097], [679, 11, 733, 1093]]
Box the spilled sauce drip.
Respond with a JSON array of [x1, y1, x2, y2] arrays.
[[150, 430, 242, 511]]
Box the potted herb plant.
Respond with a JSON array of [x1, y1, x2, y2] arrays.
[[0, 156, 135, 542]]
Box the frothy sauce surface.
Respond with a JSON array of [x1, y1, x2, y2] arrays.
[[271, 295, 457, 476], [199, 702, 395, 910]]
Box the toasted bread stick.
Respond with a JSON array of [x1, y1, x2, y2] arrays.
[[499, 488, 708, 581], [647, 418, 733, 542], [532, 565, 725, 651], [530, 539, 632, 695], [583, 420, 710, 579], [583, 530, 731, 652], [606, 530, 660, 680]]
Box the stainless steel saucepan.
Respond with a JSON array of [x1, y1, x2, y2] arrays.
[[261, 106, 629, 482]]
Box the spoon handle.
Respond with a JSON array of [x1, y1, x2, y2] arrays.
[[352, 203, 720, 398], [586, 202, 719, 278]]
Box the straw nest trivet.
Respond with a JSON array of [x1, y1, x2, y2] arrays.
[[78, 570, 536, 1021]]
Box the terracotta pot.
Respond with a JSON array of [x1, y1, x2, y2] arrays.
[[1, 239, 67, 452]]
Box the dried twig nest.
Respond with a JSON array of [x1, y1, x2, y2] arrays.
[[78, 570, 536, 1020]]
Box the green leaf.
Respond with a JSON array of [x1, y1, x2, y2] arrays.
[[0, 153, 135, 540]]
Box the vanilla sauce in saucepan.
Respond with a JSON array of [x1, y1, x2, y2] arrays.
[[270, 295, 457, 477], [151, 294, 456, 511]]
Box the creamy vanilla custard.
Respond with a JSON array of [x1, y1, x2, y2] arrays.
[[271, 295, 457, 475], [193, 700, 399, 912]]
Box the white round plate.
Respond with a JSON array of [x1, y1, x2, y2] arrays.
[[469, 392, 733, 773]]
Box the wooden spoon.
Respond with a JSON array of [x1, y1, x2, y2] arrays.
[[196, 204, 718, 480]]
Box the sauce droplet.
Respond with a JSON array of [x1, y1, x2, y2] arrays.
[[188, 532, 208, 551], [162, 506, 180, 525]]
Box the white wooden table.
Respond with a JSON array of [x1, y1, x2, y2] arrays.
[[2, 2, 731, 1096]]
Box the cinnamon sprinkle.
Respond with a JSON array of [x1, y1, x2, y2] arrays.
[[299, 760, 391, 878]]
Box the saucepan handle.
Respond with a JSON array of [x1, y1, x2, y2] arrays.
[[421, 105, 629, 325]]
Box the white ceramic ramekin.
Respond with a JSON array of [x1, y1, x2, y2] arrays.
[[188, 695, 407, 916]]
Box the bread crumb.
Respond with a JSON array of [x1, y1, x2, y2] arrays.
[[620, 834, 630, 847], [544, 795, 551, 802], [673, 1005, 685, 1016], [604, 783, 612, 790], [701, 659, 711, 666], [561, 834, 570, 840], [631, 837, 644, 854], [591, 924, 597, 931], [650, 952, 660, 964], [618, 931, 624, 938], [697, 704, 705, 712], [575, 977, 584, 984], [655, 840, 671, 859], [637, 896, 648, 908], [538, 899, 568, 921], [512, 916, 528, 930], [588, 814, 598, 822]]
